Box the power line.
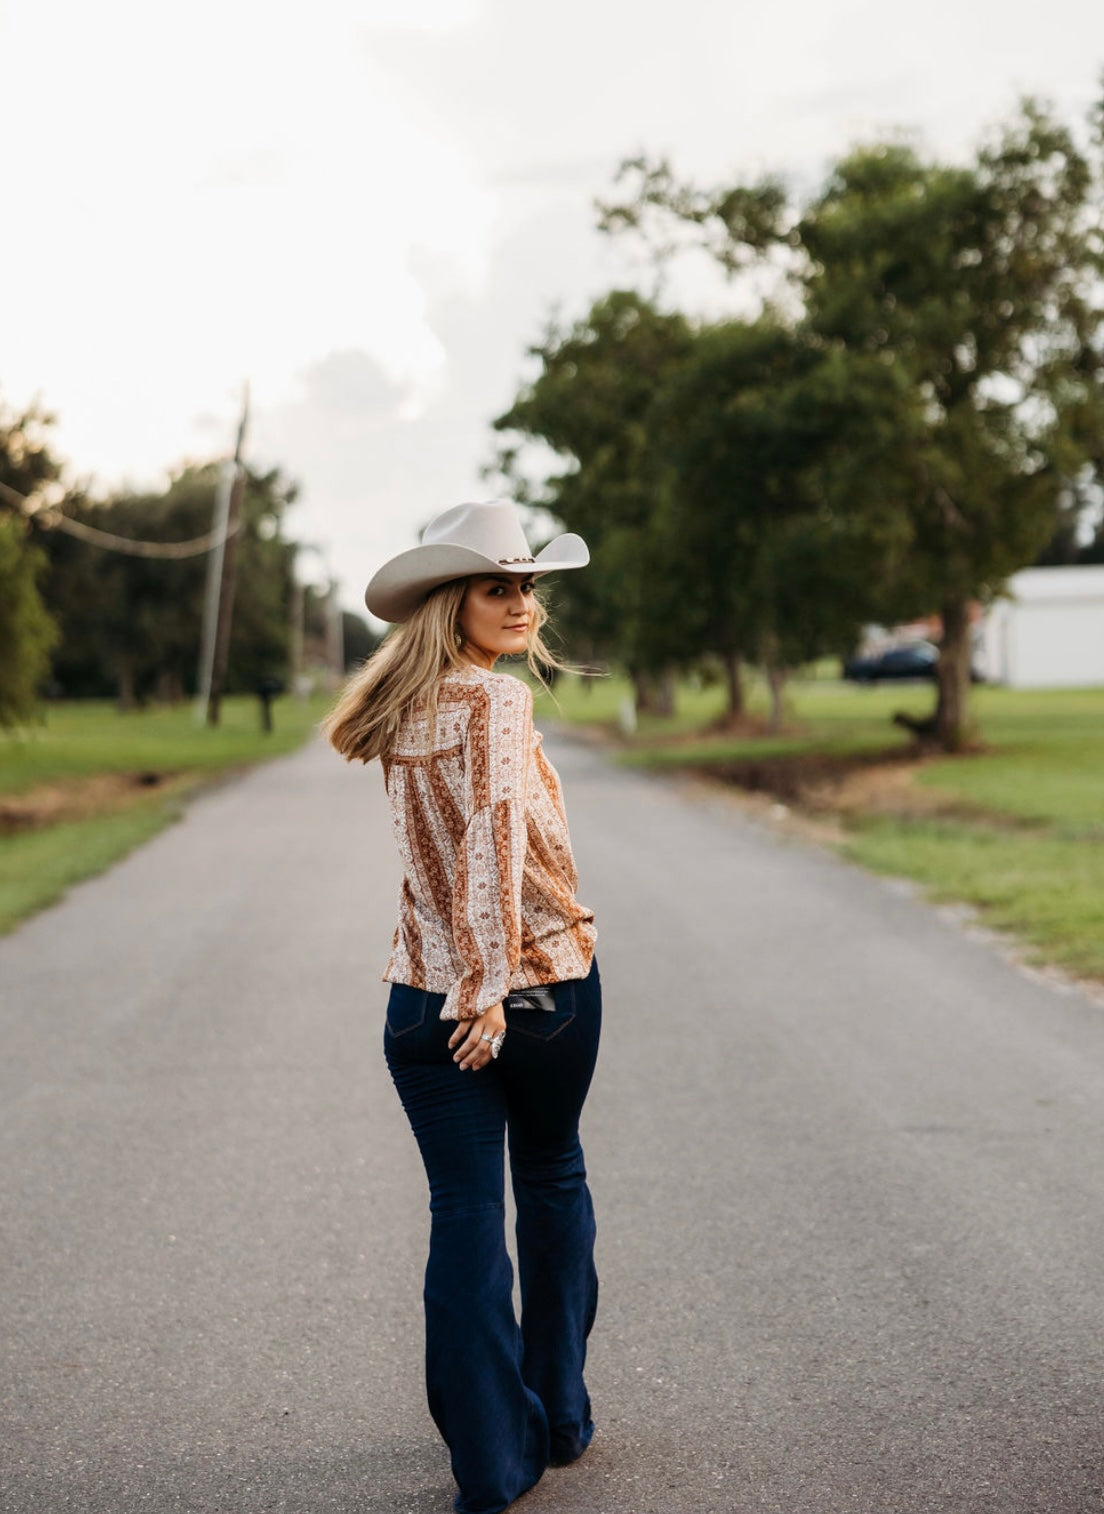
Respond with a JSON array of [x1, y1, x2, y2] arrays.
[[0, 479, 242, 559]]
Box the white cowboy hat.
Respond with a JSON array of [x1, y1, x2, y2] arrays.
[[365, 500, 589, 623]]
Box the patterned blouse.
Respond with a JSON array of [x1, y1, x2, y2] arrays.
[[381, 663, 597, 1020]]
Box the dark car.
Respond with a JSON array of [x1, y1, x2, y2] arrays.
[[843, 642, 939, 683], [843, 641, 984, 684]]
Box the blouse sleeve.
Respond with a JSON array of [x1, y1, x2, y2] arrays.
[[443, 676, 533, 1020]]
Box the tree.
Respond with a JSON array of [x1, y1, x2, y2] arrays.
[[0, 517, 58, 725], [599, 93, 1104, 748], [801, 120, 1104, 746], [656, 322, 917, 727], [220, 465, 300, 694], [0, 399, 61, 725], [491, 290, 698, 712], [341, 610, 382, 670], [494, 297, 922, 727]]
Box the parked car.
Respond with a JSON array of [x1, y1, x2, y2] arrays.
[[843, 641, 984, 683], [843, 642, 938, 682]]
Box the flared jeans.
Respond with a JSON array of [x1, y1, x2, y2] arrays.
[[384, 956, 602, 1514]]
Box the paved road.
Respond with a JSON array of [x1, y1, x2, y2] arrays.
[[3, 727, 1104, 1514]]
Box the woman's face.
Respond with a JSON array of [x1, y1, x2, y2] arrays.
[[457, 574, 536, 668]]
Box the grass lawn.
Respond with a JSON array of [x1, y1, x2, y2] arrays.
[[543, 670, 1104, 984], [0, 800, 191, 935], [840, 821, 1104, 980], [0, 694, 331, 933], [539, 668, 935, 762], [0, 695, 330, 794]]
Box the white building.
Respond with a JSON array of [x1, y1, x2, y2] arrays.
[[979, 565, 1104, 688]]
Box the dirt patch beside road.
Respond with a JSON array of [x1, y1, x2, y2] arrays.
[[0, 771, 191, 835], [692, 746, 1032, 832]]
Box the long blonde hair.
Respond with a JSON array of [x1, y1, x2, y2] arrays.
[[323, 577, 571, 764]]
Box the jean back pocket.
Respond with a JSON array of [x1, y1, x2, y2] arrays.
[[504, 980, 576, 1040], [385, 983, 430, 1037]]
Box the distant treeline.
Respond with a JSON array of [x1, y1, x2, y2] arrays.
[[0, 408, 376, 719]]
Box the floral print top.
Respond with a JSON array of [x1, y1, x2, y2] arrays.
[[381, 664, 596, 1020]]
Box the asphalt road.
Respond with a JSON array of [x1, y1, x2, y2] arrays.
[[3, 725, 1104, 1514]]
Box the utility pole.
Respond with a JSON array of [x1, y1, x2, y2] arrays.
[[195, 460, 235, 724], [205, 383, 250, 727]]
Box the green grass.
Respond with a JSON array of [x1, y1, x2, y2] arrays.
[[0, 797, 190, 933], [914, 689, 1104, 828], [0, 694, 331, 795], [0, 694, 331, 933], [545, 671, 1104, 983], [543, 669, 938, 762], [842, 821, 1104, 980]]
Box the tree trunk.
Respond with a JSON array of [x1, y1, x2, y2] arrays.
[[156, 670, 183, 704], [721, 650, 744, 720], [892, 599, 974, 750], [935, 597, 973, 751], [632, 668, 677, 717], [765, 663, 787, 733], [758, 631, 787, 733], [115, 656, 136, 711]]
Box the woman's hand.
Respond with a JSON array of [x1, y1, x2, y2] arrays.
[[448, 1003, 507, 1071]]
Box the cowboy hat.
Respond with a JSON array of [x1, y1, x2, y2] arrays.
[[365, 500, 589, 623]]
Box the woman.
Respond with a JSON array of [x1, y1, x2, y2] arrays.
[[324, 500, 601, 1514]]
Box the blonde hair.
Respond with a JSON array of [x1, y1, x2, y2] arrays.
[[323, 577, 573, 764]]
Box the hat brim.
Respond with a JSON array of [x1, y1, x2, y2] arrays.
[[365, 533, 589, 623]]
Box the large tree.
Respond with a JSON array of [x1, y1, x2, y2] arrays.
[[494, 297, 920, 726], [491, 290, 698, 712], [599, 94, 1104, 748], [655, 320, 918, 727]]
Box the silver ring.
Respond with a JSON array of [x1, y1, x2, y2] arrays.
[[480, 1032, 494, 1043]]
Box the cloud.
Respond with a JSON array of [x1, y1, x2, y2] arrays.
[[3, 0, 494, 487], [296, 351, 410, 421], [249, 198, 621, 604]]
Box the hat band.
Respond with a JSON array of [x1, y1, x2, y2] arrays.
[[498, 555, 535, 565]]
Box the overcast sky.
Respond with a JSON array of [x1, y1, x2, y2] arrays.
[[5, 0, 1102, 612]]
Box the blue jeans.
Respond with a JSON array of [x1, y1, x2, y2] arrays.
[[384, 956, 601, 1514]]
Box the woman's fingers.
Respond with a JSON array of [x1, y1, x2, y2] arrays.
[[447, 1019, 481, 1053], [451, 1019, 489, 1070], [448, 1009, 505, 1071]]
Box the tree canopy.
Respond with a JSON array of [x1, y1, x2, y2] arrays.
[[492, 291, 698, 705], [499, 88, 1104, 748]]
